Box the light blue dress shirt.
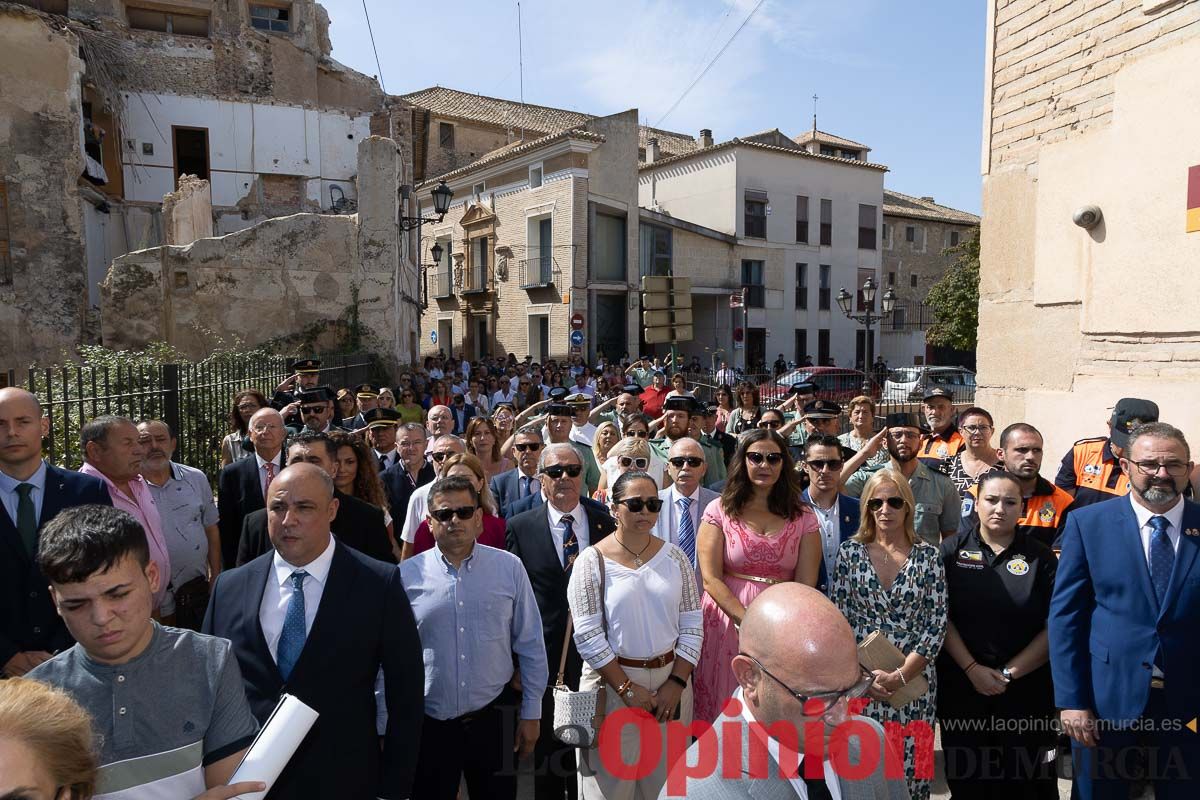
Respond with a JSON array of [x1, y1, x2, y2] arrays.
[[400, 543, 548, 721], [0, 459, 47, 526]]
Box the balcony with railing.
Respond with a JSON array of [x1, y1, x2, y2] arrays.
[[462, 261, 492, 295], [433, 270, 453, 299], [881, 302, 936, 332], [520, 247, 563, 289]]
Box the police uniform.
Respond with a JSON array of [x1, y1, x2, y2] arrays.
[[1053, 397, 1159, 508], [958, 474, 1075, 549], [271, 358, 322, 428], [287, 385, 347, 435], [650, 397, 723, 489], [343, 382, 380, 431], [936, 527, 1058, 800]]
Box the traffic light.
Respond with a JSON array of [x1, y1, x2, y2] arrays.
[[641, 276, 694, 344]]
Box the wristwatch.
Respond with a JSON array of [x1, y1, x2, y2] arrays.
[[1001, 666, 1014, 682]]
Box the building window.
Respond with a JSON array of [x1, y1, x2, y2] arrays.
[[592, 211, 626, 282], [741, 260, 765, 308], [744, 198, 767, 239], [249, 3, 290, 32], [820, 198, 832, 246], [796, 195, 809, 243], [820, 145, 837, 157], [439, 122, 455, 149], [949, 230, 960, 247], [529, 164, 543, 189], [795, 263, 807, 310], [818, 328, 831, 366], [795, 329, 807, 364], [858, 204, 877, 250], [910, 274, 918, 288], [172, 127, 210, 184], [472, 182, 485, 200], [905, 225, 915, 242], [127, 5, 210, 35], [888, 271, 895, 286], [841, 149, 861, 160], [468, 235, 489, 291], [818, 264, 831, 310], [639, 224, 672, 278], [0, 182, 11, 285]]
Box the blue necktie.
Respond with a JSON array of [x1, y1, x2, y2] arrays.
[[277, 570, 308, 681], [1149, 516, 1174, 609], [561, 514, 578, 571], [520, 475, 531, 498], [677, 496, 696, 564]]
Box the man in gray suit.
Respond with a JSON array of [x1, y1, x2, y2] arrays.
[[651, 437, 719, 585], [662, 584, 909, 800]]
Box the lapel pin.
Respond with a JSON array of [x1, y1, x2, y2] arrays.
[[1185, 528, 1199, 537]]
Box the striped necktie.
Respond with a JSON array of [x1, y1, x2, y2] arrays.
[[677, 496, 695, 564]]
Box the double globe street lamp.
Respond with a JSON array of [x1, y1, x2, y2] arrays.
[[836, 275, 896, 394]]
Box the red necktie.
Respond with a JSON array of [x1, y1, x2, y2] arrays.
[[265, 462, 276, 493]]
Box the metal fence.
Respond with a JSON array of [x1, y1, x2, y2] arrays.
[[9, 352, 373, 481]]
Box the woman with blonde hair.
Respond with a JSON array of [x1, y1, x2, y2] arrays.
[[594, 435, 652, 503], [465, 416, 510, 480], [591, 420, 620, 467], [0, 677, 97, 799], [830, 469, 947, 800], [408, 452, 506, 557], [839, 395, 889, 468]]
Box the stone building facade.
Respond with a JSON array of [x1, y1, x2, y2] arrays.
[[978, 0, 1200, 466]]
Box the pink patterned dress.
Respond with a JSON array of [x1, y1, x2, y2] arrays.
[[693, 501, 818, 723]]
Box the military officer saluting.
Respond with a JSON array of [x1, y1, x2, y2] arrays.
[[270, 358, 322, 428]]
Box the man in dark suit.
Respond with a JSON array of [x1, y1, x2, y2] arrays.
[[288, 385, 346, 435], [381, 423, 435, 523], [237, 431, 394, 565], [506, 442, 616, 800], [449, 393, 475, 435], [203, 463, 424, 800], [343, 383, 381, 431], [216, 407, 286, 568], [0, 387, 112, 677], [801, 435, 861, 595], [490, 425, 544, 518], [1050, 421, 1200, 800]]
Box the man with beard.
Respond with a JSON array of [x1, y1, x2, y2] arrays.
[[1050, 422, 1200, 800], [290, 385, 344, 434], [916, 387, 964, 473], [845, 412, 959, 545], [957, 423, 1075, 548], [544, 403, 599, 496]]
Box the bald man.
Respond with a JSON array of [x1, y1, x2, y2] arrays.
[[216, 407, 287, 568], [0, 388, 113, 677], [664, 584, 909, 800], [652, 437, 719, 579]]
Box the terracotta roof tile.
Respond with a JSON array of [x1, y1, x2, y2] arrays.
[[402, 86, 593, 133], [882, 189, 980, 225], [418, 126, 605, 187], [794, 128, 870, 151]]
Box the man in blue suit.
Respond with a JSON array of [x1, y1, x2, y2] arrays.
[[490, 426, 544, 518], [0, 388, 112, 677], [800, 434, 860, 595], [1049, 421, 1200, 800], [650, 437, 719, 586]]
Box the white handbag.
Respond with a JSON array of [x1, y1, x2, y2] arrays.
[[552, 554, 608, 747]]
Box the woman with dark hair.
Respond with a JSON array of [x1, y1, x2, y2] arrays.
[[336, 388, 357, 420], [329, 431, 400, 560], [725, 382, 762, 435], [945, 406, 1000, 495], [220, 388, 268, 468], [396, 387, 426, 424], [692, 429, 822, 722], [428, 380, 453, 410], [713, 384, 735, 432], [465, 416, 509, 480], [0, 678, 98, 799]]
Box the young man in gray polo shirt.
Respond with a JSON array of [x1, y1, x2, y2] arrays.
[[29, 505, 263, 800]]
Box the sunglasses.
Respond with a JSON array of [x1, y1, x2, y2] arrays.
[[615, 496, 664, 513], [867, 496, 907, 511], [429, 505, 478, 522], [514, 442, 543, 453], [741, 653, 875, 718], [618, 456, 649, 469], [669, 456, 704, 468], [430, 452, 454, 462], [626, 430, 649, 438], [746, 451, 784, 465], [805, 459, 844, 472], [542, 464, 583, 479], [300, 405, 327, 414]]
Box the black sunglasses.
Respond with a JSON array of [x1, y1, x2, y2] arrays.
[[542, 464, 583, 479], [867, 496, 907, 511], [626, 430, 649, 438], [806, 459, 844, 472], [741, 653, 874, 717], [514, 442, 543, 453], [669, 456, 704, 468], [430, 452, 454, 462], [300, 404, 328, 414], [746, 451, 784, 465], [615, 496, 663, 513], [429, 505, 478, 522]]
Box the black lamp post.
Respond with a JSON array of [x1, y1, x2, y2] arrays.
[[400, 180, 453, 231], [836, 276, 896, 393]]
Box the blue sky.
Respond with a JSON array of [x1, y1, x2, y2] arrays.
[[321, 0, 986, 214]]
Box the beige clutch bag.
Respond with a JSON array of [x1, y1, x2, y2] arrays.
[[857, 630, 929, 709]]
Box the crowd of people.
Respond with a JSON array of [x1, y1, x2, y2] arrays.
[[0, 351, 1197, 800]]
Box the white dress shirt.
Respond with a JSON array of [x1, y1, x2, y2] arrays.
[[1130, 493, 1184, 561], [255, 451, 283, 498], [659, 484, 702, 549], [547, 497, 590, 568], [374, 448, 398, 471], [400, 482, 434, 544], [738, 688, 843, 800], [809, 493, 842, 575], [259, 536, 336, 663]]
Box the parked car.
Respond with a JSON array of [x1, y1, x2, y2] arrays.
[[759, 367, 880, 404], [882, 366, 977, 403]]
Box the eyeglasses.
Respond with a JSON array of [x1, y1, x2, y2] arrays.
[[746, 451, 783, 465], [669, 456, 704, 468], [615, 496, 663, 513], [300, 405, 327, 414], [542, 464, 583, 479], [429, 505, 477, 522], [618, 456, 649, 469], [758, 420, 783, 429], [627, 430, 650, 438], [237, 403, 260, 412], [867, 496, 907, 511], [740, 653, 874, 718], [514, 442, 543, 453], [430, 451, 454, 462], [806, 459, 844, 472], [1129, 460, 1190, 477], [961, 425, 993, 434]]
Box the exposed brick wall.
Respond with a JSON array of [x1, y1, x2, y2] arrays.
[[988, 0, 1200, 169]]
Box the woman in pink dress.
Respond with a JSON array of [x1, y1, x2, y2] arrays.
[[693, 428, 822, 722]]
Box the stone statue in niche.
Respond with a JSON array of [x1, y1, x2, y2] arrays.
[[452, 252, 465, 289]]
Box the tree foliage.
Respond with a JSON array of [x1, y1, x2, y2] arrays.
[[924, 232, 980, 351]]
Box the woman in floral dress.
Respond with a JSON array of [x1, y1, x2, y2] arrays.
[[693, 428, 822, 723], [831, 469, 947, 800]]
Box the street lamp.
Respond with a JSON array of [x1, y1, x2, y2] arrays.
[[400, 180, 454, 231], [836, 276, 896, 393]]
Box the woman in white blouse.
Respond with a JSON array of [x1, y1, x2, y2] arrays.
[[567, 470, 704, 800]]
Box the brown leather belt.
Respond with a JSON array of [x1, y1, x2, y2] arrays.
[[617, 651, 675, 669], [727, 570, 783, 586]]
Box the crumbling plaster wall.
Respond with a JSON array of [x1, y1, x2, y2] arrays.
[[161, 174, 213, 245], [0, 8, 88, 365]]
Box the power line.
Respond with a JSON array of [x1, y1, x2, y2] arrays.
[[654, 0, 766, 128], [361, 0, 386, 93]]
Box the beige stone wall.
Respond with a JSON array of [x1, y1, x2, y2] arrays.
[[882, 216, 978, 307], [162, 175, 214, 245], [979, 0, 1200, 469]]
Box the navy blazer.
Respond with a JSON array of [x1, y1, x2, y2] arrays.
[[490, 467, 539, 519], [380, 461, 435, 524], [202, 541, 424, 799], [1049, 497, 1200, 723], [0, 464, 112, 666], [803, 489, 860, 595], [217, 453, 284, 569], [449, 403, 475, 435]]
